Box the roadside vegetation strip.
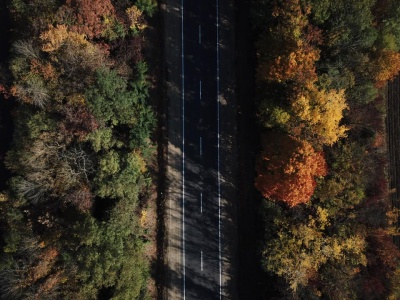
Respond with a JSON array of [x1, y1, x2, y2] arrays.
[[251, 0, 400, 298], [0, 0, 158, 299], [387, 76, 400, 248]]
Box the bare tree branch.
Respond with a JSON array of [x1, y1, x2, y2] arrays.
[[12, 40, 39, 59], [59, 145, 95, 182]]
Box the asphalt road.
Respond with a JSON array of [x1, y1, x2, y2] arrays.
[[182, 1, 221, 299], [164, 0, 237, 299]]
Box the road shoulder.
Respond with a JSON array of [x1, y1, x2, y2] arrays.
[[162, 1, 183, 299]]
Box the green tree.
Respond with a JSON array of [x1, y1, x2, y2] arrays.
[[135, 0, 157, 17], [264, 206, 367, 295], [86, 66, 154, 147], [95, 151, 147, 202], [314, 142, 367, 216]]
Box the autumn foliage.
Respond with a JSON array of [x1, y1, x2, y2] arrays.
[[58, 0, 116, 39], [255, 132, 328, 207], [372, 49, 400, 86], [0, 0, 156, 298], [254, 0, 400, 297], [256, 0, 320, 87], [290, 87, 348, 146]]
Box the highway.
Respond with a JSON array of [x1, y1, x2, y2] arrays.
[[164, 0, 237, 299]]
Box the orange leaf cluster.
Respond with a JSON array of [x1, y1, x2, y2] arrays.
[[373, 50, 400, 86], [30, 59, 58, 82], [255, 132, 328, 207], [59, 0, 116, 39], [28, 247, 59, 283], [257, 0, 320, 87], [266, 42, 320, 87]]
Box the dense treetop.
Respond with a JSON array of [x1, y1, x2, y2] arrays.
[[252, 0, 400, 298], [0, 0, 157, 299]]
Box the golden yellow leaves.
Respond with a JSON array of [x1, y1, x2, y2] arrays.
[[40, 24, 88, 52], [291, 87, 349, 146], [140, 210, 147, 227], [267, 211, 367, 293], [126, 6, 147, 31]]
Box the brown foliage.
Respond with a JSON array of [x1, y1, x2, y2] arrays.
[[35, 271, 62, 299], [361, 229, 400, 298], [347, 99, 386, 148], [112, 35, 143, 65], [372, 50, 400, 86], [255, 132, 328, 207], [30, 59, 58, 83], [57, 0, 116, 39], [59, 102, 99, 142], [370, 229, 400, 270], [372, 0, 391, 26], [28, 247, 58, 283], [64, 184, 93, 212]]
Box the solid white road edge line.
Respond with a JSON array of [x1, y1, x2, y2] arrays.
[[216, 0, 222, 299], [181, 0, 186, 299]]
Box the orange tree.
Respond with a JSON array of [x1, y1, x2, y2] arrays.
[[255, 131, 328, 207]]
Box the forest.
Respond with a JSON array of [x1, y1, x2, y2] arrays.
[[252, 0, 400, 298], [0, 0, 158, 299]]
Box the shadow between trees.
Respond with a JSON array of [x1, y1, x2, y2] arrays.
[[0, 0, 13, 192], [0, 0, 14, 251]]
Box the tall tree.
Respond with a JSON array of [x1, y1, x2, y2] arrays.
[[57, 0, 116, 39], [290, 87, 348, 146]]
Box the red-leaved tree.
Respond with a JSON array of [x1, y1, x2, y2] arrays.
[[255, 132, 328, 207], [57, 0, 116, 39]]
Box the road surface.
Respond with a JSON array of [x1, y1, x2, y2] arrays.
[[163, 0, 237, 299]]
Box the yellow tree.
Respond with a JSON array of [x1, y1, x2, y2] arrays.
[[265, 207, 367, 294], [126, 6, 147, 31], [291, 87, 348, 146], [40, 24, 88, 52], [256, 0, 320, 87], [40, 25, 108, 82]]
